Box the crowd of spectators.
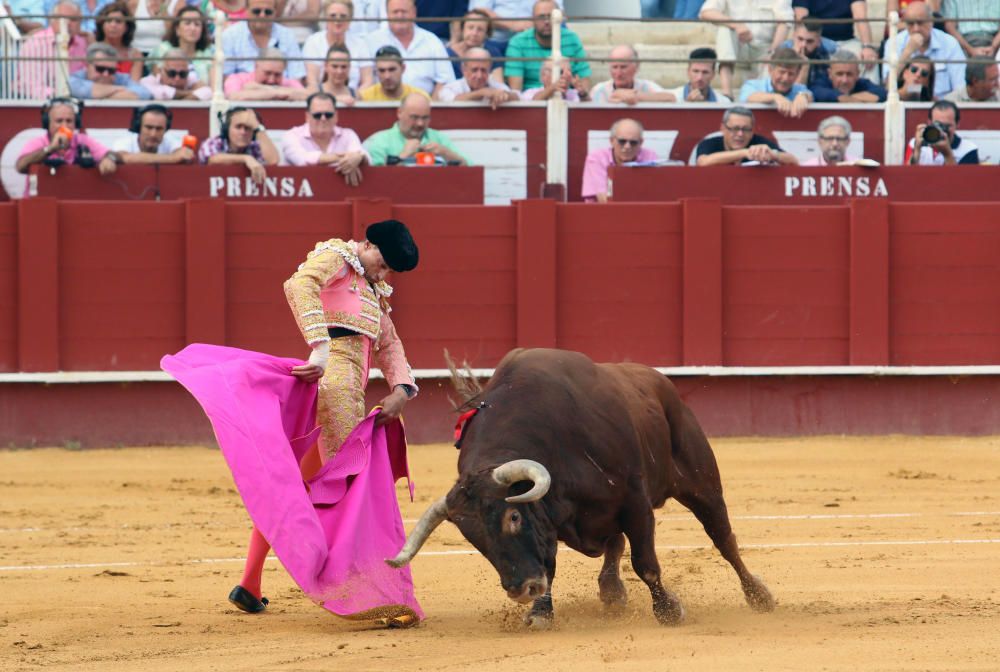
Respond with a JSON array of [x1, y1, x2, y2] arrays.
[[6, 0, 997, 199]]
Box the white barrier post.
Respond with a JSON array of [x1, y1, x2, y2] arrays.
[[545, 7, 567, 194], [209, 10, 228, 138], [0, 5, 22, 100], [883, 11, 903, 166], [55, 15, 70, 97]]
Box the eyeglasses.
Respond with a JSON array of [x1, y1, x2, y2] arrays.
[[93, 65, 116, 75], [164, 69, 189, 78], [724, 124, 753, 134], [310, 111, 335, 119], [250, 8, 275, 16], [614, 137, 641, 147], [819, 135, 849, 143], [909, 65, 930, 77]]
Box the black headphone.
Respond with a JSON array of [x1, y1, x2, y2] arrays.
[[41, 96, 84, 131], [219, 106, 261, 141], [130, 104, 173, 134]]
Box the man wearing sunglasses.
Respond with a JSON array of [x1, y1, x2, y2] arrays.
[[884, 0, 965, 97], [906, 100, 980, 165], [225, 48, 311, 100], [140, 50, 212, 101], [581, 118, 657, 203], [696, 106, 797, 166], [68, 42, 152, 100], [221, 0, 306, 81], [282, 92, 370, 186]]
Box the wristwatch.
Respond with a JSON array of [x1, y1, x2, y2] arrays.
[[256, 124, 267, 133]]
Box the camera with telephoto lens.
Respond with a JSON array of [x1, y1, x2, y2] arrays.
[[921, 121, 949, 145]]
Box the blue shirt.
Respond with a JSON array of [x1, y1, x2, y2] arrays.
[[883, 29, 966, 98], [791, 0, 858, 42], [43, 0, 115, 33], [220, 20, 306, 80], [810, 76, 887, 102], [69, 70, 153, 99], [416, 0, 469, 40], [738, 77, 811, 102], [9, 0, 47, 27]]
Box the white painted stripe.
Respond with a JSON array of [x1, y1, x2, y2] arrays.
[[4, 365, 1000, 384], [3, 538, 999, 573]]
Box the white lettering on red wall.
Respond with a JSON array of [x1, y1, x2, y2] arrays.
[[784, 175, 888, 198], [209, 176, 315, 199]]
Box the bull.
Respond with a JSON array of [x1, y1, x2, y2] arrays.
[[387, 348, 775, 627]]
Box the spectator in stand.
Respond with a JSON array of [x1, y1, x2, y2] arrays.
[[437, 46, 520, 105], [504, 0, 591, 92], [345, 0, 383, 39], [885, 1, 965, 97], [792, 0, 879, 65], [801, 116, 864, 165], [141, 49, 212, 98], [811, 49, 887, 101], [15, 97, 120, 177], [739, 47, 813, 117], [673, 0, 705, 21], [114, 103, 197, 164], [202, 0, 248, 25], [782, 20, 836, 88], [699, 0, 794, 99], [317, 44, 358, 105], [95, 2, 144, 81], [222, 0, 306, 80], [363, 92, 467, 165], [148, 6, 214, 84], [276, 0, 320, 45], [588, 45, 677, 104], [42, 0, 115, 34], [6, 0, 46, 34], [198, 106, 280, 183], [946, 57, 1000, 101], [469, 0, 563, 46], [69, 42, 154, 98], [303, 0, 373, 92], [282, 92, 369, 185], [521, 57, 586, 99], [446, 9, 505, 80], [695, 106, 798, 165], [364, 0, 456, 96], [667, 47, 732, 102], [225, 47, 312, 99], [943, 0, 1000, 57], [906, 99, 980, 164], [897, 54, 936, 100], [359, 45, 432, 100], [415, 0, 470, 41], [126, 0, 172, 55], [581, 118, 657, 203], [17, 1, 89, 98]]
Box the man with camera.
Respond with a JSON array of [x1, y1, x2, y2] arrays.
[[905, 100, 980, 165]]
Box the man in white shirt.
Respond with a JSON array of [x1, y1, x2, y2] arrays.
[[588, 45, 676, 104], [115, 104, 196, 165], [436, 47, 520, 107], [364, 0, 455, 96]]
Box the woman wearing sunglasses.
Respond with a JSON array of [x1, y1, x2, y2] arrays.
[[303, 0, 372, 91], [95, 2, 144, 80], [150, 5, 215, 83], [897, 56, 936, 101]]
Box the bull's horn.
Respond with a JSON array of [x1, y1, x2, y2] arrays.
[[385, 495, 448, 568], [492, 459, 551, 504]]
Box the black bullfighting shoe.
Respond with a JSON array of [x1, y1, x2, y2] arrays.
[[228, 585, 269, 613]]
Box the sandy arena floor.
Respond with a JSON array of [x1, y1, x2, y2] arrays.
[[2, 436, 999, 672]]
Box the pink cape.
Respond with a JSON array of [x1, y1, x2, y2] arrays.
[[161, 344, 423, 621]]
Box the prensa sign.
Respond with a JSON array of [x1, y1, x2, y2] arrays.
[[784, 175, 889, 198], [209, 176, 315, 199]]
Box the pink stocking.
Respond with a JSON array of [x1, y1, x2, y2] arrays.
[[239, 527, 270, 599]]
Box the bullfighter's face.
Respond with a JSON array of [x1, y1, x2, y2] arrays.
[[447, 477, 557, 604]]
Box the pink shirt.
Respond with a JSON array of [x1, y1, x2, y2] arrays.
[[800, 155, 862, 166], [581, 146, 658, 201], [140, 73, 213, 101], [281, 123, 369, 166], [17, 132, 112, 193], [17, 28, 88, 98], [224, 71, 305, 96]]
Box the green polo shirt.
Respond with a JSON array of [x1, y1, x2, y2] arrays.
[[363, 123, 468, 166], [504, 26, 591, 90]]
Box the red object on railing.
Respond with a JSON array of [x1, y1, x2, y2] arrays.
[[182, 134, 198, 150]]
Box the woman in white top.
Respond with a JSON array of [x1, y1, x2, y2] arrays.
[[127, 0, 175, 54], [303, 0, 373, 91]]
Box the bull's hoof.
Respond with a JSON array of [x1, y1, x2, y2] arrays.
[[598, 577, 628, 609], [743, 576, 776, 613], [652, 594, 685, 626], [524, 611, 554, 630]]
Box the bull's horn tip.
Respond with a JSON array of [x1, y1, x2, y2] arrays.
[[385, 557, 408, 568]]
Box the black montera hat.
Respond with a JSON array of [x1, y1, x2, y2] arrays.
[[366, 219, 419, 272]]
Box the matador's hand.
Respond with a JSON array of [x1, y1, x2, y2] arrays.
[[375, 387, 409, 426]]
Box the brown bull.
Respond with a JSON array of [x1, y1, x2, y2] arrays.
[[388, 348, 775, 627]]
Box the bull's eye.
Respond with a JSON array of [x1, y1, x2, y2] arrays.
[[502, 508, 522, 534]]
